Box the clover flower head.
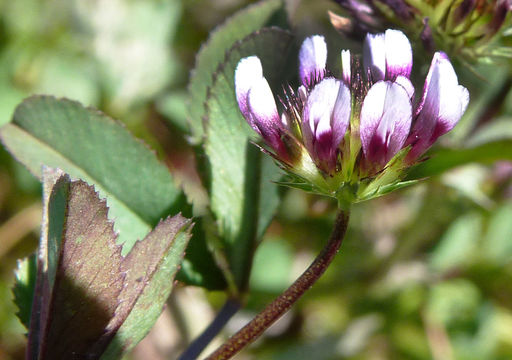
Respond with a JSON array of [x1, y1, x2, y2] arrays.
[[234, 30, 469, 204], [331, 0, 512, 63]]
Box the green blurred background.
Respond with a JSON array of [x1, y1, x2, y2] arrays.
[[1, 0, 512, 359]]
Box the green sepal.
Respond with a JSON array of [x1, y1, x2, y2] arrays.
[[357, 146, 413, 201]]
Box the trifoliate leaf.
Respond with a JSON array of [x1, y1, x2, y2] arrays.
[[0, 95, 222, 289], [26, 169, 192, 360], [12, 255, 37, 330]]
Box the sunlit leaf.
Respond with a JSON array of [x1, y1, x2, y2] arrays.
[[0, 96, 222, 288], [203, 28, 293, 290], [187, 0, 285, 142], [0, 96, 182, 252]]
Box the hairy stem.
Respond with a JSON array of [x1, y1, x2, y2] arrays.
[[177, 298, 241, 360], [205, 210, 350, 360]]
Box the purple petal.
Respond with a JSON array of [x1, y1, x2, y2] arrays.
[[406, 52, 469, 161], [384, 29, 412, 80], [360, 81, 412, 167], [314, 82, 351, 160], [299, 35, 327, 86], [302, 78, 351, 172], [235, 56, 263, 120], [363, 33, 386, 82], [247, 76, 282, 150], [235, 55, 286, 157], [341, 49, 351, 85]]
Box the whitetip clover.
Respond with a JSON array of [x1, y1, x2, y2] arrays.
[[234, 29, 469, 207]]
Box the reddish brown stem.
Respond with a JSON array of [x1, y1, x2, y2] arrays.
[[205, 210, 350, 360]]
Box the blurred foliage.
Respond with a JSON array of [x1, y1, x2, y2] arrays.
[[1, 0, 512, 359]]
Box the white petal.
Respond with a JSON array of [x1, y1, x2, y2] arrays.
[[407, 53, 469, 160], [302, 78, 340, 150], [395, 75, 415, 100], [235, 56, 263, 119], [376, 82, 412, 158], [436, 62, 468, 133], [416, 52, 448, 116], [417, 52, 468, 137], [363, 33, 386, 82], [281, 112, 289, 127], [360, 81, 387, 155], [384, 29, 413, 79], [307, 78, 340, 134], [332, 82, 351, 147], [360, 81, 412, 163], [298, 85, 308, 103], [247, 76, 279, 131], [341, 49, 351, 85], [299, 35, 327, 86]]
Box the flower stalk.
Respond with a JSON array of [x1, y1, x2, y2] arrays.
[[205, 210, 350, 360]]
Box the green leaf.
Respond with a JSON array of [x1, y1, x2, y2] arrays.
[[0, 96, 222, 289], [0, 96, 181, 253], [449, 67, 510, 143], [12, 255, 37, 330], [187, 0, 285, 142], [80, 0, 183, 107], [204, 28, 293, 290], [465, 117, 512, 147], [427, 279, 481, 326], [101, 214, 192, 359], [429, 212, 482, 272], [28, 169, 191, 359], [156, 90, 190, 133], [175, 217, 227, 290], [406, 139, 512, 180], [482, 203, 512, 264], [250, 238, 293, 293], [441, 165, 492, 208]]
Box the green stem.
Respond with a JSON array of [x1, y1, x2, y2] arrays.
[[205, 210, 350, 360]]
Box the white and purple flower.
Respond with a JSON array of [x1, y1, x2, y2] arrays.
[[234, 29, 469, 199]]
